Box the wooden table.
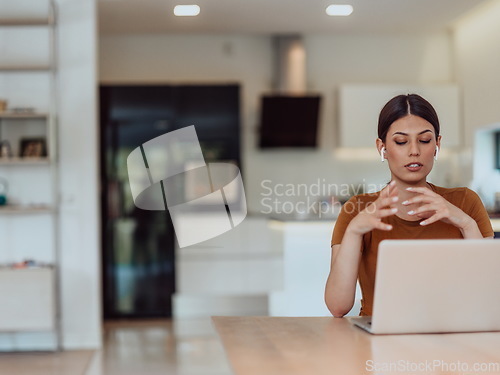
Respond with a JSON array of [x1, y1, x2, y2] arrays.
[[213, 316, 500, 375]]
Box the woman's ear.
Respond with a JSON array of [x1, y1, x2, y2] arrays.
[[376, 138, 385, 155], [376, 138, 386, 162], [436, 135, 442, 149], [434, 135, 442, 161]]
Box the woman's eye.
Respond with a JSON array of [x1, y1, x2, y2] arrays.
[[395, 141, 407, 145], [419, 140, 431, 144]]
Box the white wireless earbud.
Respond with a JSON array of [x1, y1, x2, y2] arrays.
[[380, 147, 386, 162], [434, 146, 439, 161]]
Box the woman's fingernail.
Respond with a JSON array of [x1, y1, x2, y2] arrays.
[[387, 225, 393, 230], [420, 221, 427, 226], [391, 208, 398, 213], [402, 200, 409, 205], [406, 187, 413, 191], [407, 210, 415, 215], [392, 197, 399, 202]]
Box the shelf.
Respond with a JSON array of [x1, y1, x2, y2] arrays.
[[0, 157, 51, 166], [0, 113, 48, 120], [0, 18, 52, 27], [0, 65, 52, 72], [0, 205, 53, 215], [0, 266, 54, 271]]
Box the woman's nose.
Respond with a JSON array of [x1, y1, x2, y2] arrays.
[[409, 142, 420, 156]]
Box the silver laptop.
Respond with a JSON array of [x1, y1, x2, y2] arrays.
[[353, 239, 500, 334]]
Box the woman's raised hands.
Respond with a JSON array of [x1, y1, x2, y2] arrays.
[[347, 180, 399, 236]]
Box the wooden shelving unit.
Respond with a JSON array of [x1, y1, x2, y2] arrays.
[[0, 0, 60, 351]]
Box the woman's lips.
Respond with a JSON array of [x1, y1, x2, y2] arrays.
[[405, 162, 423, 172]]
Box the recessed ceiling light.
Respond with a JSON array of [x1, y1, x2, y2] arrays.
[[326, 4, 353, 16], [174, 5, 200, 17]]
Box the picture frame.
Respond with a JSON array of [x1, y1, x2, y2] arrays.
[[19, 137, 47, 158]]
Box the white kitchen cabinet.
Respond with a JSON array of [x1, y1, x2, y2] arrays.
[[267, 219, 362, 317], [173, 216, 281, 336], [0, 268, 55, 331]]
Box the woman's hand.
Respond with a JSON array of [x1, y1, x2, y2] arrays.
[[403, 186, 476, 231], [346, 180, 399, 236]]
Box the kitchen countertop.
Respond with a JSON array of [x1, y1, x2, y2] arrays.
[[269, 213, 337, 222], [490, 218, 500, 232], [268, 214, 500, 233]]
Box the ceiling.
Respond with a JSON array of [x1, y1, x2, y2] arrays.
[[98, 0, 491, 35]]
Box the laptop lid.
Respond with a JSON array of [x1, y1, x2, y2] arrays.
[[370, 239, 500, 334]]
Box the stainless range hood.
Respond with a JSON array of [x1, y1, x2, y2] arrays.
[[273, 35, 307, 95]]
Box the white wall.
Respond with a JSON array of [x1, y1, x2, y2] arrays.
[[100, 32, 459, 215], [57, 0, 101, 349], [454, 0, 500, 144]]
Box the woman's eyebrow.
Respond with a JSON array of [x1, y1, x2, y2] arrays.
[[392, 129, 433, 136]]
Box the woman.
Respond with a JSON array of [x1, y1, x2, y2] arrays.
[[325, 94, 494, 318]]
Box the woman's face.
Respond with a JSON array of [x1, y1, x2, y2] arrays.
[[382, 114, 441, 185]]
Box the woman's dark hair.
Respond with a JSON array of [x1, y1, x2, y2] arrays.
[[377, 94, 440, 142]]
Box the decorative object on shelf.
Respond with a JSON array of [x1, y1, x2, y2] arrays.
[[0, 176, 7, 206], [19, 137, 47, 157], [0, 140, 13, 158], [0, 99, 7, 112]]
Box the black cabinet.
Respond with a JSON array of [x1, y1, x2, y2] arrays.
[[100, 84, 240, 318]]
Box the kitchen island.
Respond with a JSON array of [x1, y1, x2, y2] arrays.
[[268, 215, 500, 317]]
